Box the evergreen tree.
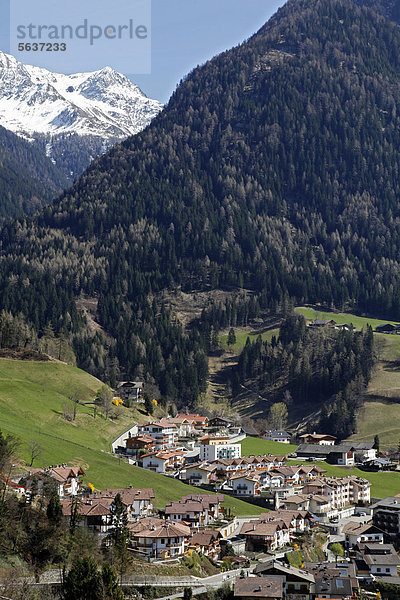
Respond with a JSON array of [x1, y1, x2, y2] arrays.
[[144, 395, 154, 415], [62, 556, 102, 600], [47, 492, 62, 528], [227, 328, 236, 346], [109, 494, 130, 582], [101, 563, 125, 600]]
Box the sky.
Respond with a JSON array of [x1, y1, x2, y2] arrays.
[[0, 0, 285, 103]]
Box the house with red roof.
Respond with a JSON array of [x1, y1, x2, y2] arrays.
[[142, 450, 185, 473], [241, 518, 290, 552], [18, 465, 85, 498], [129, 517, 191, 560], [189, 529, 221, 560], [164, 494, 224, 528]]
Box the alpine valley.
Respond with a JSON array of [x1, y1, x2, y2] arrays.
[[2, 0, 400, 425], [0, 51, 162, 217]]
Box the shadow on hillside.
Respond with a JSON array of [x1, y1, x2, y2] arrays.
[[382, 360, 400, 372]]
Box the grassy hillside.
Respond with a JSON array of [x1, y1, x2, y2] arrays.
[[219, 327, 279, 352], [349, 399, 400, 449], [296, 307, 400, 449], [0, 358, 263, 515], [295, 307, 399, 331], [241, 437, 298, 456]]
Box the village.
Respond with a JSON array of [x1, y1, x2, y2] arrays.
[[4, 382, 399, 600]]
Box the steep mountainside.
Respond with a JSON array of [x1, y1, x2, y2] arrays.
[[0, 124, 68, 217], [0, 51, 162, 181], [354, 0, 400, 21], [2, 0, 400, 404]]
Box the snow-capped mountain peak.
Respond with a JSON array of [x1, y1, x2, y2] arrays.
[[0, 50, 163, 139]]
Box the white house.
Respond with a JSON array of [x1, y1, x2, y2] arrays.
[[343, 522, 384, 549], [19, 465, 85, 498], [184, 462, 217, 485], [230, 473, 261, 496], [302, 476, 371, 509], [298, 433, 336, 446], [142, 451, 185, 473], [200, 438, 242, 462], [137, 421, 178, 448], [129, 518, 191, 560], [362, 544, 400, 578], [262, 430, 291, 443], [98, 488, 155, 519], [116, 381, 144, 403], [258, 470, 285, 489]]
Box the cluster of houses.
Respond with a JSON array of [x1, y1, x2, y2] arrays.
[[121, 411, 387, 473], [11, 460, 397, 589], [295, 432, 379, 467], [121, 421, 377, 518], [233, 501, 400, 599], [234, 560, 360, 600], [4, 452, 399, 599]]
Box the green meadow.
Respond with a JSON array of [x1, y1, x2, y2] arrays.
[[219, 328, 279, 352], [0, 358, 263, 515], [240, 436, 298, 456]]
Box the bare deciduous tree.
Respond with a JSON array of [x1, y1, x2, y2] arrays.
[[28, 440, 43, 467], [97, 385, 113, 420]]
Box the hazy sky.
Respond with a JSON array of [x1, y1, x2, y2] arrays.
[[0, 0, 284, 103]]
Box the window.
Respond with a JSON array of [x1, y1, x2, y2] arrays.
[[386, 568, 390, 573], [377, 568, 381, 572]]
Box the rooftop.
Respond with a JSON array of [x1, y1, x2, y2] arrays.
[[234, 576, 283, 598]]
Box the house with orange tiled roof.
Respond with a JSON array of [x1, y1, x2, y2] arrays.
[[97, 488, 155, 518], [142, 450, 185, 473], [189, 529, 221, 560], [18, 465, 85, 498], [164, 494, 224, 528], [125, 435, 156, 453], [241, 518, 290, 552], [137, 421, 178, 448], [129, 518, 191, 560], [176, 413, 208, 427]]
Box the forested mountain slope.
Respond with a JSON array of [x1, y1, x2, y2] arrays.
[[2, 0, 400, 404], [354, 0, 400, 22], [0, 125, 68, 218]]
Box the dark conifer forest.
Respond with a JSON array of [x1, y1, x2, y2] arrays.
[[0, 126, 68, 218], [1, 0, 400, 408], [231, 314, 375, 438]]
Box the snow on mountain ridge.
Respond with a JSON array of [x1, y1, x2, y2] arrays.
[[0, 50, 162, 139]]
